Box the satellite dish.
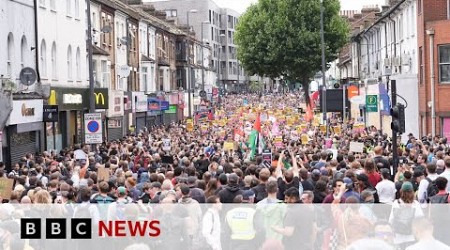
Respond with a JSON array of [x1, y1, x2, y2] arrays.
[[19, 67, 37, 86], [101, 26, 112, 33], [120, 37, 128, 45]]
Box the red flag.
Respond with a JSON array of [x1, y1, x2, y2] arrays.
[[310, 91, 320, 109], [305, 104, 313, 122], [254, 113, 261, 133]]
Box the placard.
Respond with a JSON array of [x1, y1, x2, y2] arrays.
[[0, 178, 14, 200], [274, 136, 283, 148], [163, 139, 171, 151], [97, 167, 110, 182], [224, 142, 234, 151], [349, 141, 364, 153], [301, 134, 309, 145]]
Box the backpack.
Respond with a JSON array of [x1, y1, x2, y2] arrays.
[[426, 177, 439, 201], [429, 193, 449, 204], [391, 200, 415, 235]]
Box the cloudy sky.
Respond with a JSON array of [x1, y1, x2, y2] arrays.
[[214, 0, 388, 13]]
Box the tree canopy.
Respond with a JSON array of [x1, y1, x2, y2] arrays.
[[235, 0, 349, 97]]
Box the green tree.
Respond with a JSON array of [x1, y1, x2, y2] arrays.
[[235, 0, 349, 102]]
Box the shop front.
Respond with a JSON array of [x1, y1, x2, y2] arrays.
[[48, 88, 88, 150], [124, 92, 132, 135], [106, 90, 124, 141], [132, 92, 148, 134], [3, 99, 43, 166]]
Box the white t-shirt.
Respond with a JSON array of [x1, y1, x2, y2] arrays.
[[376, 180, 396, 204], [406, 239, 450, 250], [439, 170, 450, 193]]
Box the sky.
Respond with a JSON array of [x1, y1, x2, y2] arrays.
[[213, 0, 388, 14]]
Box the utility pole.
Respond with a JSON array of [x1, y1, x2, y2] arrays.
[[391, 79, 398, 177], [87, 0, 95, 113], [320, 0, 328, 137]]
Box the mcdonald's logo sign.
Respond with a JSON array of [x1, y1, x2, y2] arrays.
[[93, 89, 109, 109]]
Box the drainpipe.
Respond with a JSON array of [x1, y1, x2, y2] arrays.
[[427, 29, 435, 137], [34, 0, 41, 83]]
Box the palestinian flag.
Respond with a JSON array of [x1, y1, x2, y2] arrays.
[[248, 113, 265, 160]]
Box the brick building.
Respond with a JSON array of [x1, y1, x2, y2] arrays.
[[418, 0, 450, 138]]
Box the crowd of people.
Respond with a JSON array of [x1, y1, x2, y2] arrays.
[[1, 93, 450, 250]]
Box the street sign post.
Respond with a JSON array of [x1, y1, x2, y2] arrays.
[[84, 113, 103, 144], [366, 95, 378, 112]]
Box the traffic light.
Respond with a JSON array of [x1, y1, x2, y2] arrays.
[[391, 103, 405, 133]]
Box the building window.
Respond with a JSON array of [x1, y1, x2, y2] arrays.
[[21, 36, 27, 69], [66, 0, 71, 16], [418, 0, 422, 14], [439, 45, 450, 83], [101, 60, 109, 87], [74, 0, 79, 19], [40, 40, 47, 78], [142, 67, 148, 92], [165, 9, 177, 17], [448, 0, 450, 19], [7, 33, 14, 77], [51, 42, 57, 79], [76, 47, 81, 80], [67, 45, 72, 80], [419, 47, 423, 85]]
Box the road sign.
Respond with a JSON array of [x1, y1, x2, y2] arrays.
[[366, 95, 378, 112], [84, 113, 103, 144]]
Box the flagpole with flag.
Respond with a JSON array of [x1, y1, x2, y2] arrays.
[[248, 112, 263, 160]]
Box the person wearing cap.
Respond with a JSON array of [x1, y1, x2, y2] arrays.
[[341, 177, 361, 201], [376, 168, 396, 204], [242, 190, 255, 204], [356, 173, 379, 203], [218, 173, 243, 203], [389, 181, 424, 249]]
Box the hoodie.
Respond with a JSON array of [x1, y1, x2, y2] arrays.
[[218, 184, 243, 203]]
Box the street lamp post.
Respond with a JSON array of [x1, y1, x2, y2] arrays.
[[186, 9, 198, 118], [201, 21, 209, 92], [218, 34, 226, 108], [320, 0, 328, 137]]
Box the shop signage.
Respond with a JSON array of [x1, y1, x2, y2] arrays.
[[165, 105, 177, 114], [94, 88, 109, 109], [366, 95, 378, 112], [148, 98, 161, 111], [84, 113, 103, 144], [132, 92, 148, 112], [8, 100, 43, 125], [63, 94, 83, 104], [161, 101, 169, 111], [43, 105, 59, 122], [107, 90, 124, 117]]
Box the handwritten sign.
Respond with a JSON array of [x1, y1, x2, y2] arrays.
[[0, 178, 14, 199], [274, 136, 283, 148]]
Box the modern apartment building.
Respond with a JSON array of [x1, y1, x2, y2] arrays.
[[148, 0, 248, 92]]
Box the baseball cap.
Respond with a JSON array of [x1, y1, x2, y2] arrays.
[[117, 186, 127, 194], [343, 177, 353, 186], [242, 190, 255, 200], [357, 173, 369, 182], [401, 181, 414, 192]]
